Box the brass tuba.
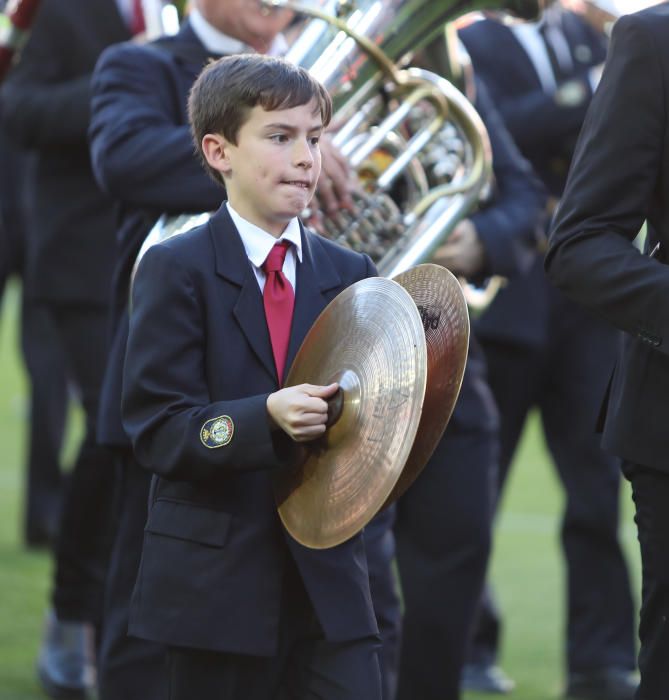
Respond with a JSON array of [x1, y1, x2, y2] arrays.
[[135, 0, 543, 308]]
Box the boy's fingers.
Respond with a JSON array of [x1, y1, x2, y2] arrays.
[[294, 412, 328, 429], [297, 397, 329, 416], [293, 424, 328, 442], [302, 382, 339, 396], [301, 382, 339, 397]]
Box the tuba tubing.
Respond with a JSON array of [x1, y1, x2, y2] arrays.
[[376, 67, 491, 279], [132, 0, 543, 311]]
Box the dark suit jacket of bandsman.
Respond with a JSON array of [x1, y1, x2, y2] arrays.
[[90, 22, 225, 446], [460, 12, 608, 348], [122, 204, 379, 653], [0, 0, 130, 304], [546, 3, 669, 473], [449, 79, 546, 431]]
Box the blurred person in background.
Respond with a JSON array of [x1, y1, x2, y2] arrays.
[[0, 118, 68, 550], [1, 0, 132, 697], [392, 70, 546, 700], [458, 2, 637, 698], [546, 4, 669, 698]]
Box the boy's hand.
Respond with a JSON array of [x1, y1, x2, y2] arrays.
[[267, 383, 339, 442]]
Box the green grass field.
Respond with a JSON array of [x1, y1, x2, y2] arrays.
[[0, 281, 641, 700]]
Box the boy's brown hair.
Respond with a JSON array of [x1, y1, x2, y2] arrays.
[[188, 53, 333, 184]]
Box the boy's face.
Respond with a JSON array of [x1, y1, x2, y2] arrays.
[[196, 0, 294, 53], [203, 99, 323, 237]]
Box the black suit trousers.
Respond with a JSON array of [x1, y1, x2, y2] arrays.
[[49, 302, 116, 623], [472, 300, 635, 672], [21, 299, 68, 542], [622, 462, 669, 700], [395, 426, 496, 700], [365, 505, 401, 700]]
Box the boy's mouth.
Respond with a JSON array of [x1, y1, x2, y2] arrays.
[[282, 180, 311, 189]]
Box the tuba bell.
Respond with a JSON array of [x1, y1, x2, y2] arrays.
[[134, 0, 544, 309]]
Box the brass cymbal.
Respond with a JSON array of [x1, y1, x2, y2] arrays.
[[275, 277, 428, 549], [383, 264, 470, 506]]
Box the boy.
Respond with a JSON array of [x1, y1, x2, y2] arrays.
[[122, 54, 382, 700]]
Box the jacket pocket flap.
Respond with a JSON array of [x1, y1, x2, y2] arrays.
[[145, 499, 231, 548]]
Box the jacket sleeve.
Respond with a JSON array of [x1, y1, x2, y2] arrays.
[[0, 1, 92, 148], [89, 43, 223, 212], [545, 13, 669, 354], [123, 242, 296, 481], [471, 80, 546, 279]]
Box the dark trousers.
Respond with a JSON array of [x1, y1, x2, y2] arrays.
[[395, 427, 496, 700], [98, 454, 166, 700], [167, 557, 382, 700], [471, 315, 635, 672], [20, 298, 68, 545], [49, 303, 116, 624], [1, 180, 67, 546], [622, 463, 669, 700], [366, 505, 402, 700]]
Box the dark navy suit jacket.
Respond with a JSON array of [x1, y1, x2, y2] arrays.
[[122, 204, 379, 654], [448, 80, 546, 432], [460, 12, 608, 349], [547, 4, 669, 473], [90, 22, 225, 446], [1, 0, 130, 304]]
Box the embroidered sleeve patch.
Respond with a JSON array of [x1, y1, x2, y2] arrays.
[[200, 415, 234, 448]]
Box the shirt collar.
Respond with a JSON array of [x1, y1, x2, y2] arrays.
[[189, 9, 288, 57], [226, 202, 303, 269], [536, 3, 562, 31], [115, 0, 134, 27]]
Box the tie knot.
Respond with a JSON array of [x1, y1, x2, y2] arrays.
[[263, 241, 291, 274]]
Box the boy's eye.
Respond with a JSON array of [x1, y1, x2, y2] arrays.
[[270, 133, 289, 143], [310, 136, 320, 146]]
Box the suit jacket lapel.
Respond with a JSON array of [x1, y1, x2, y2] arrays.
[[499, 23, 546, 91], [209, 206, 277, 382], [284, 226, 342, 382]]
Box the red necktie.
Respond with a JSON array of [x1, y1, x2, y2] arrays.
[[131, 0, 145, 35], [262, 241, 295, 384]]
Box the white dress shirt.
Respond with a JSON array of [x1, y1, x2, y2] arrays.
[[511, 6, 574, 93], [189, 8, 288, 57], [115, 0, 133, 28], [227, 203, 303, 293]]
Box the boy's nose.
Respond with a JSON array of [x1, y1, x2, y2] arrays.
[[293, 139, 314, 168]]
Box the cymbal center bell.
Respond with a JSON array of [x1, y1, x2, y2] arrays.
[[324, 369, 360, 431]]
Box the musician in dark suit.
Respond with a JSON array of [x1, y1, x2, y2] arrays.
[[459, 6, 637, 697], [0, 1, 130, 696], [391, 73, 546, 700], [121, 53, 382, 699], [546, 4, 669, 698]]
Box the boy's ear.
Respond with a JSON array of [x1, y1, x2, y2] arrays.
[[201, 133, 233, 176]]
